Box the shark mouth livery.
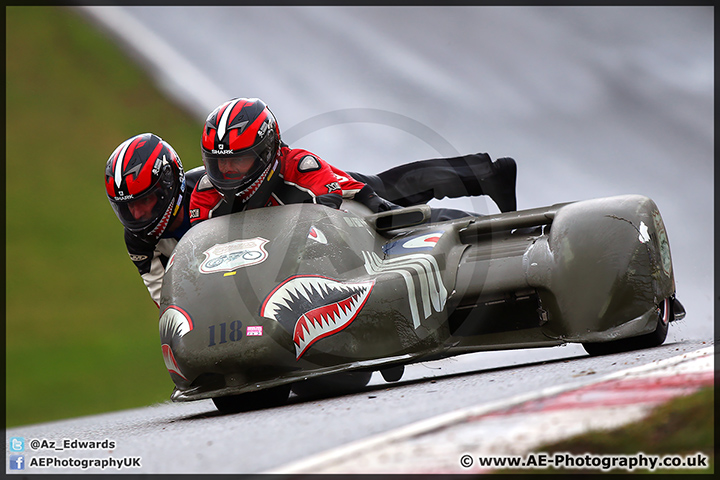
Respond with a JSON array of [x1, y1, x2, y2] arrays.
[[260, 275, 374, 359], [162, 344, 187, 380], [159, 305, 194, 340], [159, 306, 194, 380]]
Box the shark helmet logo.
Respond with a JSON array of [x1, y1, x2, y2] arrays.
[[260, 275, 374, 359]]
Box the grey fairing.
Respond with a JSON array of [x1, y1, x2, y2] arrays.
[[159, 195, 676, 401]]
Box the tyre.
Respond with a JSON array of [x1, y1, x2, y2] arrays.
[[212, 383, 291, 413], [291, 371, 372, 398], [582, 298, 670, 356], [380, 365, 405, 382]]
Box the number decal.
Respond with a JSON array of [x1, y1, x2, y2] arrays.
[[228, 320, 242, 342], [208, 321, 243, 346]]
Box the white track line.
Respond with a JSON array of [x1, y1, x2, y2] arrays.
[[76, 6, 229, 119], [268, 346, 714, 474]]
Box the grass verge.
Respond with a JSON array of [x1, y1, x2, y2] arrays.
[[492, 386, 714, 474], [6, 6, 203, 427]]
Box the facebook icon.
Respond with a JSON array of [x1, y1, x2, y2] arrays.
[[9, 455, 25, 470]]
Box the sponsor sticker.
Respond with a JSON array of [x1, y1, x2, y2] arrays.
[[325, 181, 341, 192], [246, 326, 263, 336], [199, 237, 269, 274]]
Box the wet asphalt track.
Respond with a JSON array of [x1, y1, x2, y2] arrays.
[[8, 6, 713, 474], [6, 340, 710, 474]]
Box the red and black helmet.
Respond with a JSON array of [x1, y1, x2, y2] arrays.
[[105, 133, 185, 241], [201, 98, 280, 198]]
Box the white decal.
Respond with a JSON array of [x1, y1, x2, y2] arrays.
[[113, 138, 131, 188], [403, 232, 443, 249], [199, 237, 269, 274], [362, 251, 447, 329], [308, 226, 328, 244], [638, 221, 651, 244], [217, 98, 243, 141]]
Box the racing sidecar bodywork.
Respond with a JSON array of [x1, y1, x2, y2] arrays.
[[159, 194, 683, 409]]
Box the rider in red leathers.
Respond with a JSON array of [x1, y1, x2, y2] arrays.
[[189, 97, 517, 225], [105, 99, 518, 307]]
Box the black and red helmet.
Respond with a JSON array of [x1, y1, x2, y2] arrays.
[[201, 98, 280, 198], [105, 133, 185, 241]]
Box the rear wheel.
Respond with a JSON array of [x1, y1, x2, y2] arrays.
[[212, 384, 291, 413], [582, 298, 670, 356]]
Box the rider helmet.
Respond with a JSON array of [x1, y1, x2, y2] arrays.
[[105, 133, 185, 241], [201, 97, 280, 200]]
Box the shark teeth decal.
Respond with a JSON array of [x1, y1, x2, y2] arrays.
[[162, 344, 187, 380], [159, 305, 194, 339], [260, 275, 374, 359], [159, 306, 193, 380]]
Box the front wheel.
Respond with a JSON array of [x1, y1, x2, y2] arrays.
[[582, 298, 671, 356], [212, 384, 291, 413], [291, 371, 372, 398]]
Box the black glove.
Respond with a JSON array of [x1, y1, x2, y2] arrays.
[[314, 193, 343, 209], [354, 184, 393, 213]]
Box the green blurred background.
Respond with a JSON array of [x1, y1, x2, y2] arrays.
[[6, 6, 205, 427]]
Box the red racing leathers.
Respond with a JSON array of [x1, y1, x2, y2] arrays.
[[189, 146, 373, 224]]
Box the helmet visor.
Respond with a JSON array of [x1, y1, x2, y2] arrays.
[[110, 178, 175, 232], [203, 144, 271, 194]]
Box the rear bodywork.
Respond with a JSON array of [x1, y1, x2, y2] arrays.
[[159, 194, 680, 402]]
